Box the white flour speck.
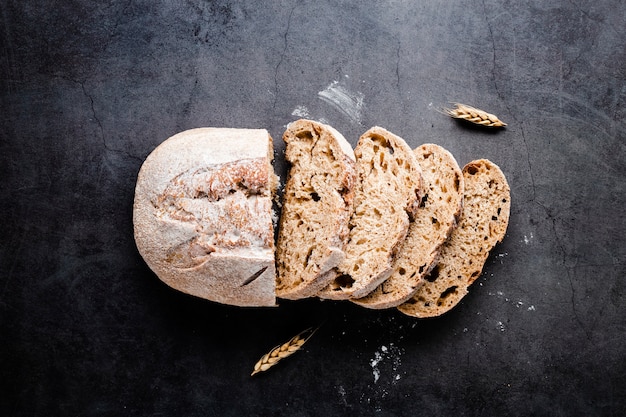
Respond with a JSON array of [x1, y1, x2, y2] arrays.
[[523, 232, 534, 244], [369, 343, 403, 385], [291, 105, 310, 118], [528, 305, 536, 311], [497, 321, 506, 332], [370, 352, 383, 383]]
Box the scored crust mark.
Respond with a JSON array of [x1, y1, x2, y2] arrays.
[[398, 159, 511, 318], [352, 144, 464, 309], [275, 119, 356, 299], [241, 266, 269, 287], [154, 158, 274, 270], [319, 127, 422, 300]]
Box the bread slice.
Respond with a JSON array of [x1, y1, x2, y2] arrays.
[[275, 119, 356, 299], [133, 128, 279, 307], [398, 159, 510, 317], [353, 144, 464, 309], [318, 127, 423, 300]]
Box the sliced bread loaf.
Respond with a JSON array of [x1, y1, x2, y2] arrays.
[[318, 127, 423, 300], [133, 128, 279, 307], [398, 159, 510, 317], [353, 144, 464, 309], [275, 119, 357, 299]]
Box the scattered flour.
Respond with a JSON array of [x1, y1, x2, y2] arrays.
[[369, 343, 403, 385], [318, 80, 365, 124], [291, 105, 310, 118], [523, 232, 534, 244]]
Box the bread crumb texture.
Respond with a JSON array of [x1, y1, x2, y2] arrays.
[[398, 159, 510, 318], [320, 127, 422, 299], [276, 120, 356, 299], [353, 144, 464, 309]]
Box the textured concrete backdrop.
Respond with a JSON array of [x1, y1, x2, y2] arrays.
[[1, 1, 625, 415]]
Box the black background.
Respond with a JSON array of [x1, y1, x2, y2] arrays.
[[2, 1, 625, 416]]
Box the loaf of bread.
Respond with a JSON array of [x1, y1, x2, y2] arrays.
[[318, 127, 423, 300], [275, 119, 357, 299], [133, 123, 511, 317], [353, 144, 464, 309], [398, 159, 510, 317], [133, 128, 279, 307]]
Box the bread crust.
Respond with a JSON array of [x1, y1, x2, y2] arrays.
[[275, 119, 356, 299], [133, 128, 278, 307], [353, 144, 464, 309], [398, 159, 511, 317]]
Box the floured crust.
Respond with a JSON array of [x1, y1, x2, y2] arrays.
[[353, 144, 464, 309], [275, 119, 356, 299], [133, 128, 278, 307], [318, 127, 423, 300], [398, 159, 511, 318]]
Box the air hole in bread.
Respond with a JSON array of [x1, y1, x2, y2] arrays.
[[388, 146, 395, 155], [466, 165, 479, 175], [425, 264, 440, 282], [497, 207, 502, 215], [454, 174, 460, 191], [439, 285, 458, 300], [418, 264, 426, 274], [488, 179, 496, 188], [335, 274, 355, 288], [492, 216, 498, 221], [423, 152, 433, 159], [419, 193, 429, 208], [398, 267, 406, 275], [431, 217, 438, 224], [311, 192, 321, 202], [304, 247, 314, 266], [356, 238, 367, 245], [296, 131, 314, 141]]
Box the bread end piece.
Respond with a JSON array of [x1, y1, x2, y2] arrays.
[[398, 159, 510, 317], [133, 128, 278, 307]]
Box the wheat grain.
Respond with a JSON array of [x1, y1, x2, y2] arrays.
[[251, 327, 318, 376], [444, 103, 507, 127]]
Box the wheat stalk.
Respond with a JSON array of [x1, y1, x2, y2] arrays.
[[251, 326, 318, 376], [443, 103, 507, 127]]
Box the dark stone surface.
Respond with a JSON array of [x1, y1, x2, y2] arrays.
[[1, 1, 625, 415]]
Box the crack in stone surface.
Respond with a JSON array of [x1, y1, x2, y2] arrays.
[[78, 79, 142, 163], [481, 2, 590, 338], [395, 39, 401, 90], [273, 4, 296, 114]]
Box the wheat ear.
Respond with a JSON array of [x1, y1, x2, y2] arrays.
[[251, 327, 318, 376], [443, 103, 507, 127]]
